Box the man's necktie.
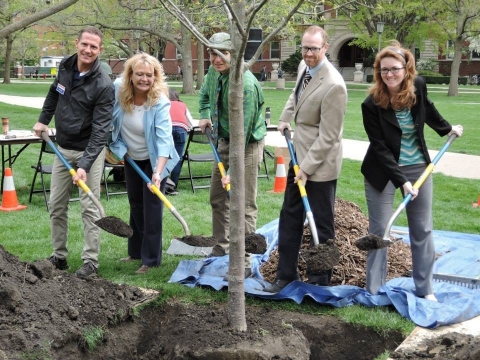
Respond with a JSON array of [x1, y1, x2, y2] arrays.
[[212, 76, 222, 140], [302, 70, 311, 91]]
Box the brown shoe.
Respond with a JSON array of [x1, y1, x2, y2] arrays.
[[135, 265, 150, 274], [120, 256, 138, 262]]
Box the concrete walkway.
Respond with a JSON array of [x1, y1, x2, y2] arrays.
[[1, 94, 479, 180]]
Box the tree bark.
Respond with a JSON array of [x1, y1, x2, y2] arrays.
[[180, 24, 194, 94], [3, 36, 13, 84], [448, 39, 462, 96], [0, 0, 79, 39], [227, 1, 247, 333]]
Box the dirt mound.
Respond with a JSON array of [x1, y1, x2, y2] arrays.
[[261, 198, 413, 287], [0, 197, 476, 359], [0, 245, 153, 359]]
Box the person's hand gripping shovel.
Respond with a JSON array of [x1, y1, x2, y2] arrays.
[[205, 127, 230, 196], [40, 131, 132, 238], [354, 134, 458, 251], [283, 129, 340, 271]]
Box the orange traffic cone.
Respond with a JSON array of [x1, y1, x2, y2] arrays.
[[271, 155, 287, 193], [0, 168, 27, 212], [473, 195, 480, 208]]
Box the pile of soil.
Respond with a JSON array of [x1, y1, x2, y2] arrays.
[[261, 198, 413, 287], [0, 244, 403, 359], [1, 197, 477, 359]]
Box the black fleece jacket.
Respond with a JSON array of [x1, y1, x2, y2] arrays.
[[38, 54, 114, 172]]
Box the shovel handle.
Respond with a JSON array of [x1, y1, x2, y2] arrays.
[[205, 127, 231, 194], [381, 134, 457, 240], [125, 156, 191, 236], [283, 128, 320, 245], [40, 131, 106, 218]]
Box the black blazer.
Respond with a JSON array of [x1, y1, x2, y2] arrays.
[[361, 76, 451, 192]]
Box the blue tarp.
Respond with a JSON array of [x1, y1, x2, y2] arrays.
[[169, 218, 480, 328]]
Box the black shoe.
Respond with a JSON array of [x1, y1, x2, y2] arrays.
[[165, 186, 179, 196], [76, 262, 98, 279], [48, 255, 68, 270], [223, 268, 252, 282], [207, 244, 226, 258], [263, 275, 300, 293]]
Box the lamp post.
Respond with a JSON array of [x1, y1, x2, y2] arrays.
[[376, 21, 384, 52]]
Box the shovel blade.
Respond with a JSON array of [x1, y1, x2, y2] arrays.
[[354, 234, 394, 251], [95, 216, 133, 238]]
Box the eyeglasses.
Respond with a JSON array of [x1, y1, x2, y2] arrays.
[[209, 50, 229, 58], [300, 45, 325, 53], [380, 67, 405, 75]]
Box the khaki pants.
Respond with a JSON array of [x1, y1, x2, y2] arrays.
[[210, 138, 264, 266], [49, 146, 105, 267]]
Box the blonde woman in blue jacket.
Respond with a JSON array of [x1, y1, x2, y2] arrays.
[[109, 53, 179, 275]]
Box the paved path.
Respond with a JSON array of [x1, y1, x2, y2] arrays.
[[1, 94, 479, 180]]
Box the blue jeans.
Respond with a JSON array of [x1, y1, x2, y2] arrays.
[[170, 127, 188, 186]]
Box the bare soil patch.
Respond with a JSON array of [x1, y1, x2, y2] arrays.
[[0, 198, 477, 359]]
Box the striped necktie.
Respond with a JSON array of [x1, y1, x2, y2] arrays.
[[302, 70, 311, 91]]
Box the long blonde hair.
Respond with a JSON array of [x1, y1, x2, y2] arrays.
[[369, 41, 417, 110], [118, 53, 168, 112]]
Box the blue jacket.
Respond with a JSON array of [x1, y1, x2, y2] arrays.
[[109, 81, 179, 179]]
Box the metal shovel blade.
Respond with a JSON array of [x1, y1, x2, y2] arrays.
[[40, 132, 132, 238]]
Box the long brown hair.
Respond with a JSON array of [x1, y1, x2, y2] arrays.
[[369, 41, 417, 110]]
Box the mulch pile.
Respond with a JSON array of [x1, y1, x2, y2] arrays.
[[261, 198, 414, 288]]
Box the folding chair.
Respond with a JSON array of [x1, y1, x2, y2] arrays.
[[259, 147, 272, 180], [29, 140, 55, 210], [102, 150, 127, 200], [178, 126, 215, 192], [29, 140, 81, 210]]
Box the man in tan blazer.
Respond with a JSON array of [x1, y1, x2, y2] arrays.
[[265, 25, 347, 293]]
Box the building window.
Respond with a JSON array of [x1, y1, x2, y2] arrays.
[[446, 40, 454, 59], [472, 50, 480, 59], [270, 41, 280, 59]]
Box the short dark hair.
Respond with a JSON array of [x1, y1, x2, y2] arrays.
[[78, 26, 103, 45]]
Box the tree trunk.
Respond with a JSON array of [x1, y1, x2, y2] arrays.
[[3, 36, 13, 84], [227, 2, 247, 332], [447, 38, 463, 96], [196, 42, 204, 90], [180, 24, 194, 94]]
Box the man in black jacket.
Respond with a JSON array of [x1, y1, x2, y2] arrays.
[[33, 26, 114, 278]]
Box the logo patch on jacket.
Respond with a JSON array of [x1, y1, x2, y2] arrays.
[[56, 83, 66, 95]]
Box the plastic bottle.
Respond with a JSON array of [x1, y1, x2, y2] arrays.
[[2, 117, 9, 135]]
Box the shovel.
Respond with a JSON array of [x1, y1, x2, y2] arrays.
[[355, 134, 457, 251], [124, 155, 191, 237], [40, 132, 132, 238], [205, 127, 230, 195], [283, 128, 340, 271]]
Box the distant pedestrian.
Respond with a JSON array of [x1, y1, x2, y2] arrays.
[[34, 68, 39, 80], [260, 65, 267, 82], [177, 65, 183, 78], [278, 67, 283, 79]]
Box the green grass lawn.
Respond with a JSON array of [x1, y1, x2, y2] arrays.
[[1, 82, 479, 353]]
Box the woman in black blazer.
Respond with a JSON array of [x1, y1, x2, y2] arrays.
[[361, 42, 463, 301]]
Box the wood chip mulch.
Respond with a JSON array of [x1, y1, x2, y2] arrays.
[[260, 198, 414, 288]]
